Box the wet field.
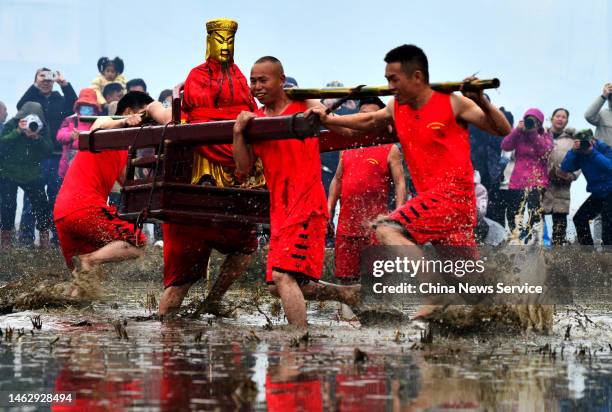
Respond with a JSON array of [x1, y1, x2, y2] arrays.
[[0, 248, 611, 411]]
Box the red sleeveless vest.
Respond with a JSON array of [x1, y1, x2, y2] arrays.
[[337, 144, 393, 236], [394, 91, 474, 196]]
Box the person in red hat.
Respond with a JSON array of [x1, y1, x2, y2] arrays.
[[56, 88, 102, 179]]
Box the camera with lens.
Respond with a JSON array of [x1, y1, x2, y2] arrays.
[[523, 115, 538, 130], [23, 114, 43, 133], [575, 128, 594, 151]]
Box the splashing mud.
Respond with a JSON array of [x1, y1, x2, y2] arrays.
[[0, 247, 610, 410]]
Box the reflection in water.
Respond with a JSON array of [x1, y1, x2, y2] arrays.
[[48, 322, 259, 411], [0, 309, 610, 410]]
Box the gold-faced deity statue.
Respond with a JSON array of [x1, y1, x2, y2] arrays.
[[205, 18, 238, 63]]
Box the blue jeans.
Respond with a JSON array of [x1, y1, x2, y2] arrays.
[[18, 156, 62, 245]]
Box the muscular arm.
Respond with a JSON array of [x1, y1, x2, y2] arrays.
[[387, 145, 406, 207], [305, 99, 365, 137], [91, 116, 130, 130], [232, 112, 257, 177], [147, 101, 173, 124], [327, 153, 343, 217], [91, 109, 146, 130], [90, 116, 115, 130], [452, 93, 512, 137], [306, 98, 394, 135]]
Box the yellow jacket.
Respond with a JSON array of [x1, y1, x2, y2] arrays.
[[90, 73, 126, 105]]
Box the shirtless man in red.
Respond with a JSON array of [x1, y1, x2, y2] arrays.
[[307, 45, 511, 316], [233, 56, 359, 327], [54, 91, 153, 274]]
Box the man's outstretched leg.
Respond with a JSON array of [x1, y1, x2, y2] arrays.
[[78, 240, 144, 272], [53, 206, 147, 303], [298, 280, 360, 307], [268, 277, 360, 321], [374, 221, 436, 319], [194, 252, 253, 316], [375, 222, 416, 246], [66, 240, 145, 301]]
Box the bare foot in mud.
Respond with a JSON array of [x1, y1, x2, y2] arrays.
[[14, 280, 95, 309], [72, 256, 107, 278], [337, 303, 358, 322], [193, 299, 237, 318], [340, 284, 361, 311]]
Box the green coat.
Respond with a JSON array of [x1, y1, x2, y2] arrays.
[[0, 118, 52, 184]]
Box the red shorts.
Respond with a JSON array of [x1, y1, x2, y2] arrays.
[[388, 191, 476, 246], [162, 222, 258, 288], [55, 205, 146, 269], [334, 235, 375, 280], [265, 376, 322, 412], [266, 215, 326, 284]]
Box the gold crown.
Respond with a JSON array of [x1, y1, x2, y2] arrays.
[[206, 18, 238, 33]]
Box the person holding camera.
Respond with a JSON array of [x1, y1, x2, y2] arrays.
[[16, 68, 77, 246], [560, 129, 612, 246], [501, 108, 553, 242], [0, 102, 53, 248], [16, 68, 77, 154]]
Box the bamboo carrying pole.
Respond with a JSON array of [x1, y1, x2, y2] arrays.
[[284, 78, 500, 99]]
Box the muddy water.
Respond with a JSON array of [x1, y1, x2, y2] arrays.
[[0, 249, 611, 411]]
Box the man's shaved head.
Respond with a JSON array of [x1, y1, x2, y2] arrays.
[[254, 56, 284, 76], [250, 56, 286, 105]]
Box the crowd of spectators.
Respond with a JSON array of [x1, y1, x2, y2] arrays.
[[470, 84, 612, 247], [0, 55, 610, 250]]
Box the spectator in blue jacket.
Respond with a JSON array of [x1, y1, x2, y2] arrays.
[[560, 129, 612, 245]]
